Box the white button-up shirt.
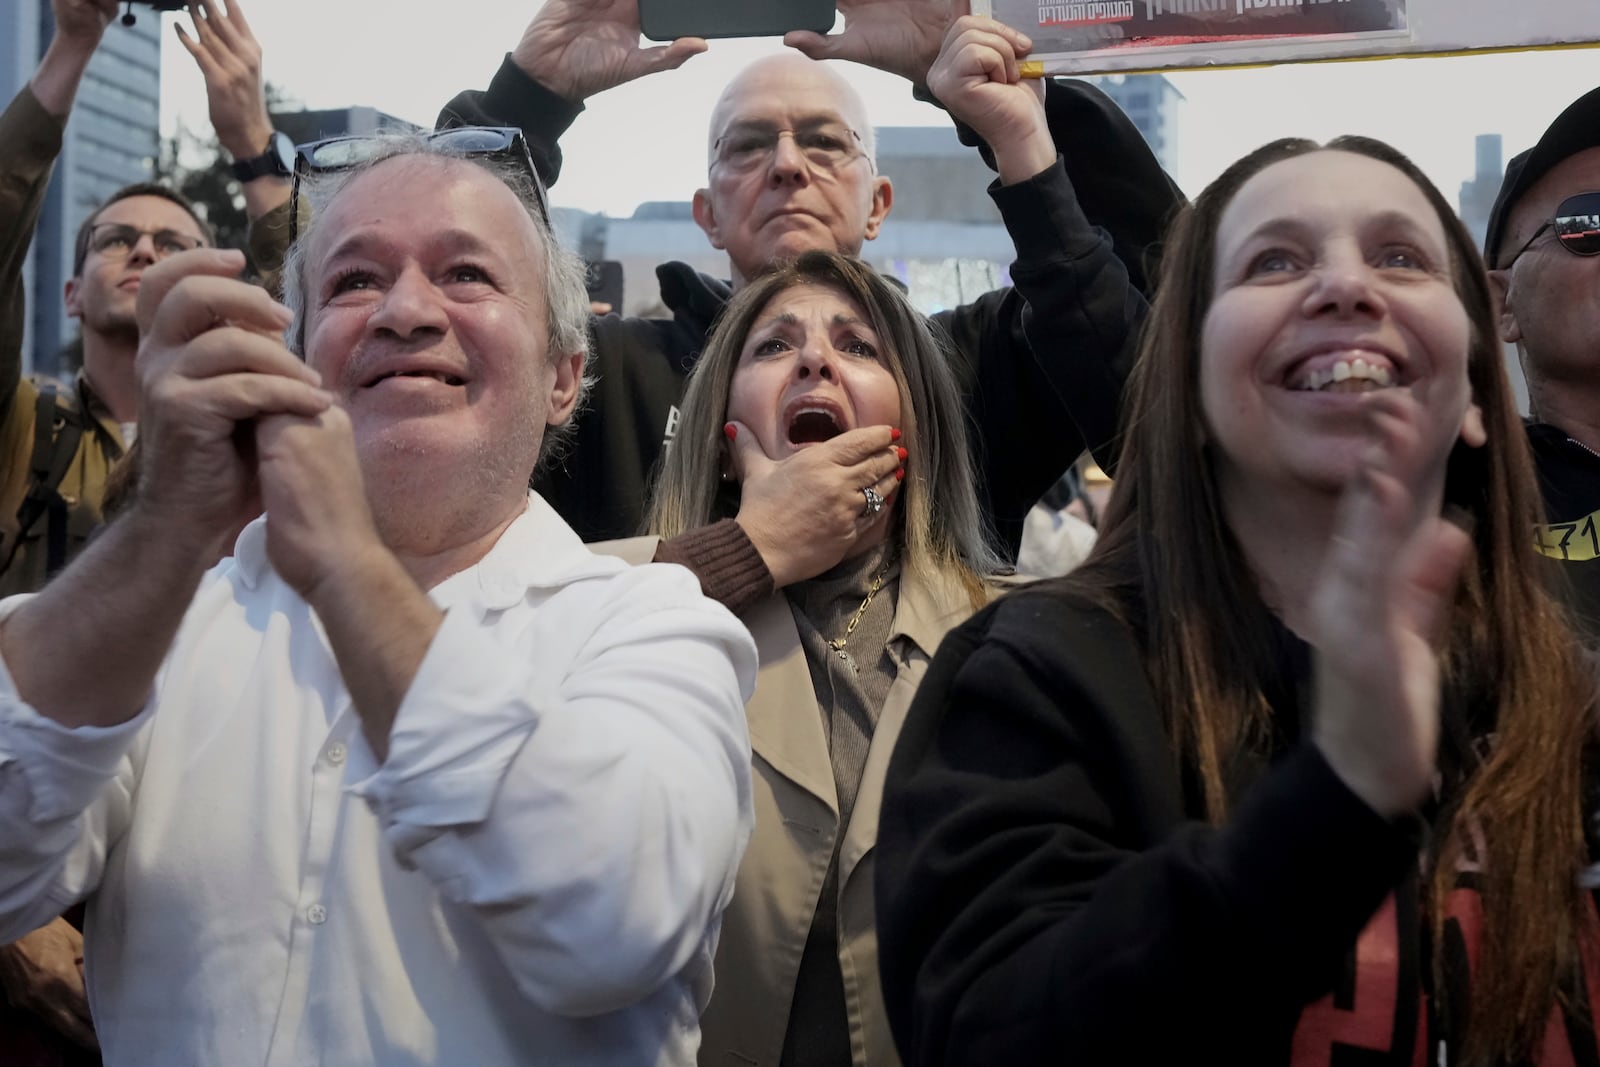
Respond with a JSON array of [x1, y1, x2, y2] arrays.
[[0, 493, 757, 1067]]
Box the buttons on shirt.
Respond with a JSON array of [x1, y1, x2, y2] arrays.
[[325, 743, 347, 766], [306, 904, 327, 926]]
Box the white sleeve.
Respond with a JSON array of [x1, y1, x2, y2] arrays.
[[350, 562, 757, 1017], [0, 597, 147, 940]]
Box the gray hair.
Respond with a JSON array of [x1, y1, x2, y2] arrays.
[[280, 132, 594, 473]]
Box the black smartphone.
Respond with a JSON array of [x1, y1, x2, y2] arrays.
[[639, 0, 835, 42]]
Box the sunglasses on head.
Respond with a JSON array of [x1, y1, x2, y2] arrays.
[[1503, 191, 1600, 267], [287, 126, 549, 247]]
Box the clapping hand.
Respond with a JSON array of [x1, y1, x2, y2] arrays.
[[1309, 391, 1474, 817]]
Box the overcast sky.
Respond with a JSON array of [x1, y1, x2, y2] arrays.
[[155, 1, 1600, 217]]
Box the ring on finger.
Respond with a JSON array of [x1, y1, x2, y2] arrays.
[[860, 486, 885, 518]]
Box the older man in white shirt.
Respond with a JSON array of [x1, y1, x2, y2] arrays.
[[0, 130, 757, 1066]]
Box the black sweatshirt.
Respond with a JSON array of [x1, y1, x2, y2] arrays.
[[1528, 421, 1600, 642], [875, 582, 1457, 1065]]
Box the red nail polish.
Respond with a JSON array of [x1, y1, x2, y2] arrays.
[[891, 428, 902, 441], [723, 423, 737, 441], [896, 446, 908, 461], [895, 468, 905, 481]]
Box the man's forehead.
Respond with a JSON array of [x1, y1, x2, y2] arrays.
[[311, 155, 540, 264], [94, 195, 204, 237], [711, 57, 868, 137]]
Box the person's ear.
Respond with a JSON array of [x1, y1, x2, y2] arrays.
[[545, 351, 585, 426], [1458, 401, 1487, 449], [692, 188, 727, 251], [862, 176, 893, 242], [64, 276, 83, 319], [1487, 268, 1521, 345]]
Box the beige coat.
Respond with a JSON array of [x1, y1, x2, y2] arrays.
[[592, 537, 989, 1067]]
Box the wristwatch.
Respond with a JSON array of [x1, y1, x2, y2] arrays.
[[230, 131, 296, 182]]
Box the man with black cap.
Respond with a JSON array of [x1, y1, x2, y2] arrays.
[[1485, 86, 1600, 638]]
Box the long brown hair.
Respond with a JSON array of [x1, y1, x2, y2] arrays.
[[1071, 136, 1596, 1063], [646, 250, 1004, 604]]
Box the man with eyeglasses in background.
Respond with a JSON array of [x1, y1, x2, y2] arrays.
[[0, 0, 213, 604], [1484, 86, 1600, 638]]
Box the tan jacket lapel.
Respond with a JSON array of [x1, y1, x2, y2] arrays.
[[741, 592, 838, 815], [838, 567, 977, 890]]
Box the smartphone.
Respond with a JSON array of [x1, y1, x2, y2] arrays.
[[639, 0, 835, 42]]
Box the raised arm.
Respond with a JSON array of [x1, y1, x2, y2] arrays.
[[923, 16, 1148, 554], [0, 0, 119, 414], [436, 0, 707, 189], [176, 0, 290, 224], [785, 0, 1184, 296]]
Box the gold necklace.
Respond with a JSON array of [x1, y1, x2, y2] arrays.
[[827, 563, 891, 668]]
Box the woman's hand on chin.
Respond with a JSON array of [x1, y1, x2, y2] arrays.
[[727, 420, 905, 589], [1309, 390, 1474, 818]]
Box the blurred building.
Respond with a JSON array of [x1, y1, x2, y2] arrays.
[[0, 1, 162, 379], [1085, 73, 1183, 175], [270, 105, 420, 149], [1459, 133, 1503, 251]]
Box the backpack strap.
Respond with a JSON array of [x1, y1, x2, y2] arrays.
[[0, 384, 87, 579]]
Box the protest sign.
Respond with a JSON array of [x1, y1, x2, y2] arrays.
[[974, 0, 1600, 75]]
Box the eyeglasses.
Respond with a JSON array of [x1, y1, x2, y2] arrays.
[[288, 126, 550, 247], [712, 121, 867, 174], [1502, 191, 1600, 268], [86, 223, 204, 262]]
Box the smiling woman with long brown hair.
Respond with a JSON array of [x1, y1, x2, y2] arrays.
[[874, 136, 1600, 1067]]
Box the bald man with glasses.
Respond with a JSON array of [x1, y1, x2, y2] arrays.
[[1484, 86, 1600, 638]]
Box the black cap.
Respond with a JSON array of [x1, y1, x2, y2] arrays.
[[1484, 86, 1600, 267]]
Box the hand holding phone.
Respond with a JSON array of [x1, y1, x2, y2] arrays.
[[512, 0, 710, 102], [782, 0, 957, 86]]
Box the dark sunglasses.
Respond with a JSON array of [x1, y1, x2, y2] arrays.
[[287, 126, 549, 247], [1503, 191, 1600, 267]]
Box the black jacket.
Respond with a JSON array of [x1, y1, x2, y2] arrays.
[[875, 583, 1433, 1064], [439, 62, 1184, 547], [1527, 421, 1600, 640]]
